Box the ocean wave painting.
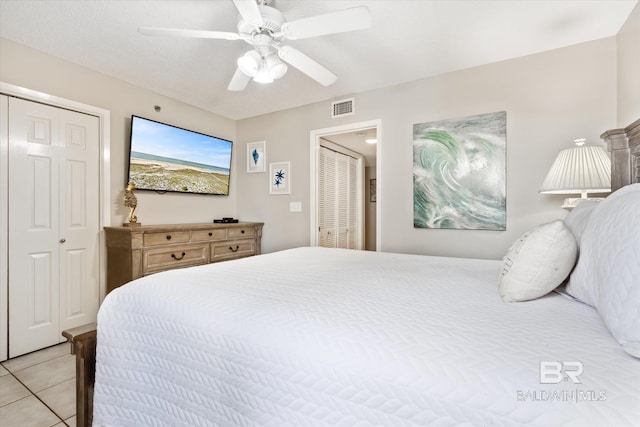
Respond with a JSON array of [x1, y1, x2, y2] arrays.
[[413, 111, 506, 230]]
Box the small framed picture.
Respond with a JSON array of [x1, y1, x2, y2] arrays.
[[370, 179, 376, 202], [269, 161, 291, 195], [246, 141, 266, 173]]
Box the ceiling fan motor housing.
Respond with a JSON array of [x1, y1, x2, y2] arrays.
[[237, 5, 285, 38]]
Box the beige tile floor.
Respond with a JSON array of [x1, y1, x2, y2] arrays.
[[0, 343, 76, 427]]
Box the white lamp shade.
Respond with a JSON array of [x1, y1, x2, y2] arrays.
[[539, 146, 611, 195], [265, 54, 287, 79], [253, 63, 274, 84], [237, 50, 261, 77]]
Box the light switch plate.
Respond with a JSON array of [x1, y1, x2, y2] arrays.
[[289, 202, 302, 212]]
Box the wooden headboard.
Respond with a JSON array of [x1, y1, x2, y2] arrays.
[[601, 118, 640, 191]]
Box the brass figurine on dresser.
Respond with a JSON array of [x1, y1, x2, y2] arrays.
[[104, 222, 263, 294], [123, 182, 140, 226]]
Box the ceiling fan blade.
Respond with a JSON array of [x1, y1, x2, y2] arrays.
[[281, 6, 372, 40], [232, 0, 264, 28], [138, 27, 241, 40], [277, 45, 337, 86], [228, 68, 251, 91]]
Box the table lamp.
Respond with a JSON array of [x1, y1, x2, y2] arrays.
[[539, 138, 611, 209]]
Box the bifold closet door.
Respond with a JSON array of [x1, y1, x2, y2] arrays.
[[318, 146, 359, 249], [335, 152, 358, 249], [318, 147, 337, 248], [8, 97, 99, 357]]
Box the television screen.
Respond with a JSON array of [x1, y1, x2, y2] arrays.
[[127, 116, 232, 195]]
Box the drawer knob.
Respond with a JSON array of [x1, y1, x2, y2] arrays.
[[208, 232, 213, 237], [241, 230, 245, 234], [229, 245, 239, 253], [166, 235, 172, 240], [171, 252, 186, 260]]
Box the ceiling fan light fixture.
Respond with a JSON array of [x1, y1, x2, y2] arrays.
[[237, 50, 261, 77], [253, 63, 274, 84], [265, 54, 287, 79]]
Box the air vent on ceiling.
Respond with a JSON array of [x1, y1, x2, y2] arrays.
[[331, 98, 354, 118]]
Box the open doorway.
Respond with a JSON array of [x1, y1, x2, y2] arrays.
[[309, 120, 381, 251]]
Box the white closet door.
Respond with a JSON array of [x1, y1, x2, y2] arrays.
[[8, 98, 99, 357], [58, 108, 100, 333], [346, 156, 358, 249], [318, 146, 360, 250], [9, 99, 62, 356], [335, 152, 359, 249], [318, 147, 337, 248], [336, 152, 349, 248]]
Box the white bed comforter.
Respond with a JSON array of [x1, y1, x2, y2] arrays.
[[93, 247, 640, 426]]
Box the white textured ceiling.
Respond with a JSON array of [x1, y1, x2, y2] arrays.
[[0, 0, 636, 120]]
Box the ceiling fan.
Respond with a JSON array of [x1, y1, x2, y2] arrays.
[[139, 0, 373, 91]]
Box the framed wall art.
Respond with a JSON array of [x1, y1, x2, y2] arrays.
[[246, 140, 266, 173], [269, 161, 291, 195], [413, 111, 506, 230]]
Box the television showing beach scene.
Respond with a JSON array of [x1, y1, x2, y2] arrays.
[[127, 116, 232, 195]]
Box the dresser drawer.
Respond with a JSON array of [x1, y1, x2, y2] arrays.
[[211, 240, 255, 262], [227, 227, 255, 239], [191, 229, 227, 242], [144, 231, 190, 247], [143, 244, 209, 275]]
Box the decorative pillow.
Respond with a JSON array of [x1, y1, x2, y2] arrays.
[[566, 183, 640, 357], [499, 220, 578, 303], [563, 199, 599, 244]]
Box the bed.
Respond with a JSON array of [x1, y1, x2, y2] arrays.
[[65, 119, 640, 426]]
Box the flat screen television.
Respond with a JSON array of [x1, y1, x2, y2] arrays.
[[127, 115, 232, 195]]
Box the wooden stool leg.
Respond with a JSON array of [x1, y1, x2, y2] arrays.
[[62, 323, 97, 427]]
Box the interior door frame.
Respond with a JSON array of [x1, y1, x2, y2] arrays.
[[0, 83, 111, 314], [309, 119, 382, 251]]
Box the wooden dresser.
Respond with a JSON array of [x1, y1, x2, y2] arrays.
[[104, 222, 263, 294]]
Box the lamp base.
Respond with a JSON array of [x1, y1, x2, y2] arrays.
[[562, 197, 606, 210]]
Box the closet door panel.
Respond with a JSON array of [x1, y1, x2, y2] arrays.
[[28, 252, 54, 326], [59, 110, 99, 332], [336, 152, 349, 249], [347, 157, 358, 249], [30, 156, 54, 228], [318, 147, 337, 248], [9, 98, 61, 357]]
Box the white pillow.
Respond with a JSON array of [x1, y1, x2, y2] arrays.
[[563, 199, 599, 244], [566, 183, 640, 357], [499, 220, 578, 302]]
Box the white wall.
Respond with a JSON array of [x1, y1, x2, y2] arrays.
[[237, 38, 617, 259], [0, 38, 238, 226], [617, 3, 640, 127]]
